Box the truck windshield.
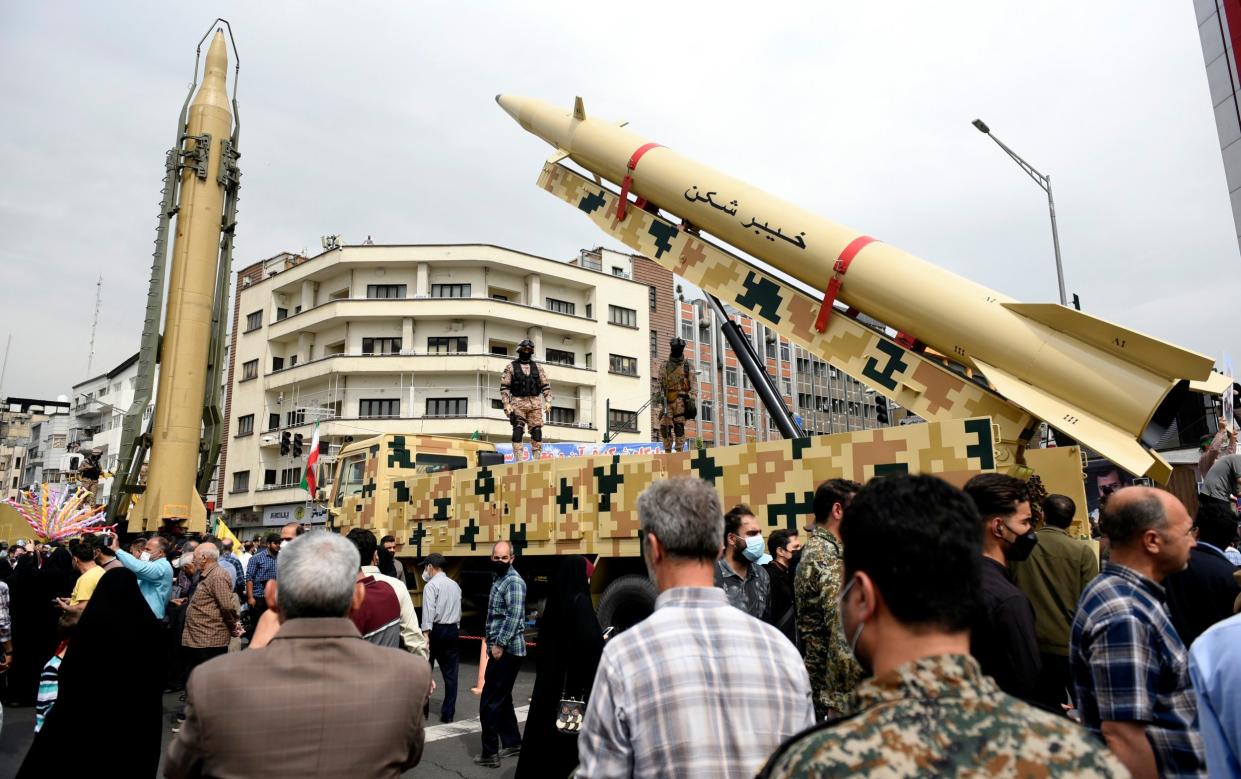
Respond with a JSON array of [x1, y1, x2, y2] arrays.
[[334, 453, 366, 506], [415, 453, 467, 474]]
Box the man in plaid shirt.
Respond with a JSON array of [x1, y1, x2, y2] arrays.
[[1071, 487, 1207, 778], [475, 540, 526, 768]]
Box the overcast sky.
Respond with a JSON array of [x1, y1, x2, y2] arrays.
[[1, 2, 1237, 400]]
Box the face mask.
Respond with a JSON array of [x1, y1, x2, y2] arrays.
[[281, 539, 290, 549], [172, 557, 182, 569], [421, 568, 433, 583], [1001, 523, 1038, 562], [518, 351, 532, 363], [788, 549, 803, 572], [741, 534, 765, 563], [140, 551, 152, 562], [837, 576, 867, 667], [490, 559, 510, 577]]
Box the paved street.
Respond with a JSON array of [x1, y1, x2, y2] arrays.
[[0, 647, 538, 778]]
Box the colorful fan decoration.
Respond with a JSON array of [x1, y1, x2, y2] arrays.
[[4, 483, 111, 542]]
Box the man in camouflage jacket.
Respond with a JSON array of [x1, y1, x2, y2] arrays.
[[500, 339, 552, 461], [795, 478, 862, 720]]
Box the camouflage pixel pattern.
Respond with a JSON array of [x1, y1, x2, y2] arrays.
[[760, 653, 1128, 778], [796, 526, 862, 720], [330, 417, 999, 562], [538, 161, 1038, 467]]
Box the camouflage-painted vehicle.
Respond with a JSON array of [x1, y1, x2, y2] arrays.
[[329, 417, 1029, 630]]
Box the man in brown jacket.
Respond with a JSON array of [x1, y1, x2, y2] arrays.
[[165, 531, 432, 778]]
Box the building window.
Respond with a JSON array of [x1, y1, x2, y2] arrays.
[[780, 342, 790, 361], [426, 336, 467, 354], [430, 283, 470, 299], [367, 284, 407, 299], [245, 311, 262, 332], [546, 298, 576, 315], [545, 348, 575, 366], [231, 471, 250, 493], [765, 340, 777, 359], [608, 409, 638, 432], [608, 305, 637, 328], [426, 398, 468, 417], [648, 286, 657, 310], [276, 307, 288, 321], [612, 266, 626, 277], [490, 343, 509, 356], [272, 356, 284, 372], [585, 352, 593, 369], [268, 413, 280, 431], [700, 400, 714, 422], [491, 398, 505, 410], [782, 377, 793, 396], [699, 360, 712, 383], [725, 366, 738, 387], [650, 330, 658, 356], [359, 398, 400, 418], [548, 406, 576, 424], [285, 408, 305, 427], [585, 303, 593, 319], [289, 355, 298, 367], [279, 467, 300, 487], [241, 359, 258, 380], [491, 292, 509, 301], [362, 337, 402, 355], [681, 321, 695, 342], [726, 404, 740, 425], [744, 407, 755, 427], [609, 354, 638, 376], [236, 414, 254, 436]]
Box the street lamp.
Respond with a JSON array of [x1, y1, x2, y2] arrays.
[[972, 119, 1068, 306]]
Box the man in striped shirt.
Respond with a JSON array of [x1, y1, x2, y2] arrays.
[[578, 478, 814, 779]]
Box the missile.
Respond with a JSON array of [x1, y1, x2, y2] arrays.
[[131, 31, 234, 529], [497, 95, 1219, 479]]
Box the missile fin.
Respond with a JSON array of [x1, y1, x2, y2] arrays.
[[546, 148, 571, 164], [972, 357, 1171, 482], [1189, 371, 1231, 395], [573, 96, 586, 121], [1003, 303, 1214, 381]]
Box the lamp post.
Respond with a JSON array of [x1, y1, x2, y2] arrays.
[[972, 119, 1068, 306]]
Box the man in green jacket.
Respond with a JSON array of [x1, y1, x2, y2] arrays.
[[1011, 494, 1099, 712]]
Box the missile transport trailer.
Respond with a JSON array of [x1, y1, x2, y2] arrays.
[[328, 422, 1086, 631]]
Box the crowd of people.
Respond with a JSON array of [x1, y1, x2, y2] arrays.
[[0, 462, 1236, 777]]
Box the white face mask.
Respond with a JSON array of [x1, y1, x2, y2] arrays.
[[421, 568, 433, 583], [281, 539, 290, 549], [140, 551, 152, 562]]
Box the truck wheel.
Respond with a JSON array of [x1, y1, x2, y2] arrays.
[[597, 574, 657, 635]]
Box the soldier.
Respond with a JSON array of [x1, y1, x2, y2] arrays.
[[761, 475, 1128, 779], [500, 339, 552, 462], [657, 337, 697, 453], [78, 448, 103, 505], [796, 478, 862, 721]]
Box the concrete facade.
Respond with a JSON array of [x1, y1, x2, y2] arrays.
[[1196, 0, 1241, 253], [220, 243, 652, 525], [0, 398, 69, 500]]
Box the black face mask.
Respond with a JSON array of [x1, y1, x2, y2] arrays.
[[670, 345, 685, 359], [1003, 524, 1038, 562], [518, 351, 532, 363], [490, 559, 511, 577], [789, 549, 803, 571]]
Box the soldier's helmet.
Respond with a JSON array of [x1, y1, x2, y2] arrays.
[[517, 339, 535, 353], [669, 337, 686, 349]]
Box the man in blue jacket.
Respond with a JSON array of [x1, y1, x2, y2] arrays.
[[114, 535, 174, 619]]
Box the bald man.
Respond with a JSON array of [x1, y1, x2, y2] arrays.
[[475, 540, 527, 768], [1070, 488, 1206, 779]]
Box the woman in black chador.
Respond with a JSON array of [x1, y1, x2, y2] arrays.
[[515, 555, 605, 779]]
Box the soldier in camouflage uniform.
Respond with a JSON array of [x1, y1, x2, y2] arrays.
[[762, 474, 1127, 779], [795, 478, 862, 720], [500, 339, 552, 461], [657, 337, 697, 453]]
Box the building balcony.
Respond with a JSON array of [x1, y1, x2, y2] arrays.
[[264, 297, 597, 341], [261, 352, 603, 390], [260, 415, 600, 442]]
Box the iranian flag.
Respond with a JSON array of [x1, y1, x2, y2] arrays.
[[300, 421, 321, 496]]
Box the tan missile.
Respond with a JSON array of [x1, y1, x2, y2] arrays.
[[131, 31, 233, 530], [498, 95, 1218, 479]]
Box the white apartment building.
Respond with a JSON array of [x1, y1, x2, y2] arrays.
[[1, 397, 70, 500], [220, 243, 653, 528]]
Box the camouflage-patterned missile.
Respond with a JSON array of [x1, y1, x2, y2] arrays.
[[131, 31, 234, 530], [497, 95, 1219, 479]]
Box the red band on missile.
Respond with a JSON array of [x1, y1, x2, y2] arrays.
[[815, 235, 877, 333], [616, 143, 663, 221]]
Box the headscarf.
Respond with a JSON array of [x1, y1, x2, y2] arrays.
[[18, 568, 166, 778]]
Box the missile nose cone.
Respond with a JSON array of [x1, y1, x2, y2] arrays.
[[204, 29, 228, 85], [495, 94, 522, 123]]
